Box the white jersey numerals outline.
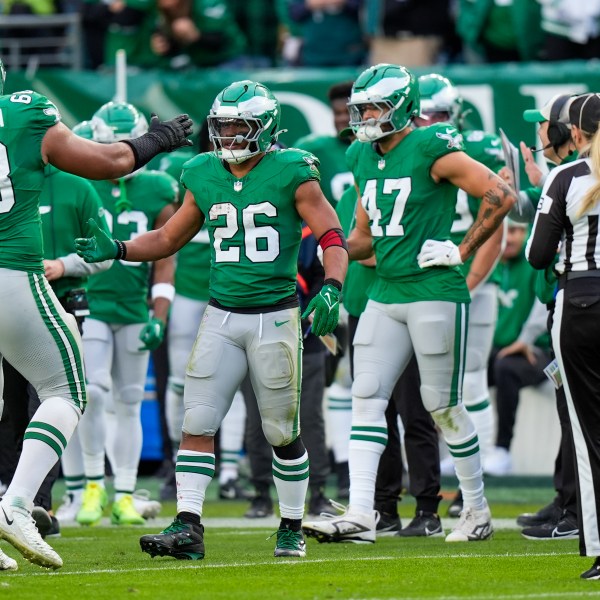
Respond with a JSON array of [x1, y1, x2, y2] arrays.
[[451, 189, 474, 234], [362, 177, 412, 237], [210, 201, 280, 263], [0, 143, 15, 214]]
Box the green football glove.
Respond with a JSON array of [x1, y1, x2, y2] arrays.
[[301, 283, 341, 337], [138, 317, 166, 351], [75, 219, 118, 263]]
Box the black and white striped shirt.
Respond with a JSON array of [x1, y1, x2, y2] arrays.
[[526, 157, 600, 273]]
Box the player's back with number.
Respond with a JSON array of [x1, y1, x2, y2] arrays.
[[0, 91, 61, 273]]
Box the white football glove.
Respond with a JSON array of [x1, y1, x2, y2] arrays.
[[418, 239, 463, 268]]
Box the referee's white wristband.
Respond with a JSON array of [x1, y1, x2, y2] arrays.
[[151, 283, 175, 302]]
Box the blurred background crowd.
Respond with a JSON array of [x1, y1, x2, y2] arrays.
[[1, 0, 600, 71]]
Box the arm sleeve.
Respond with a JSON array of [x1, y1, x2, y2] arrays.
[[61, 254, 114, 277]]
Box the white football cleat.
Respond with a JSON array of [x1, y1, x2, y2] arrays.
[[55, 492, 83, 523], [302, 502, 379, 543], [0, 548, 17, 571], [0, 500, 62, 569], [445, 499, 493, 542], [132, 490, 162, 519]]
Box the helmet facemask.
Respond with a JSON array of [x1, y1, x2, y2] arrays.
[[348, 99, 401, 142], [207, 115, 266, 164]]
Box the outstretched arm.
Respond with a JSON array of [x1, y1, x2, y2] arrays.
[[43, 113, 193, 180], [76, 191, 204, 263]]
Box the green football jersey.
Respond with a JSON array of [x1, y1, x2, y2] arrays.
[[0, 90, 61, 273], [153, 149, 211, 302], [39, 165, 110, 299], [450, 129, 505, 280], [181, 149, 320, 308], [87, 170, 178, 324], [347, 123, 470, 304], [293, 134, 354, 206]]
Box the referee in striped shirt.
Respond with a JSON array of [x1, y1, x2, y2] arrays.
[[527, 93, 600, 580]]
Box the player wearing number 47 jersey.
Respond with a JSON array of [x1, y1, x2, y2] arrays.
[[75, 80, 348, 560], [0, 57, 192, 570], [302, 63, 516, 545]]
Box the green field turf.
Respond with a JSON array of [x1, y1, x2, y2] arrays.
[[1, 477, 598, 599]]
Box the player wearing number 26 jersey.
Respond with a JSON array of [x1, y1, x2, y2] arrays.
[[0, 57, 192, 570], [302, 63, 515, 546], [75, 80, 348, 560]]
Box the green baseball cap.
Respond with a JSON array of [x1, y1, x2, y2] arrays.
[[523, 94, 573, 123]]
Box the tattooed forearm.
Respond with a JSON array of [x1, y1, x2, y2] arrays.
[[459, 177, 517, 261]]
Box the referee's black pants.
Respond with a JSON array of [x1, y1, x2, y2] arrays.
[[554, 278, 600, 557]]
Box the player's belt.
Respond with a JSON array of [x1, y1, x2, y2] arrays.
[[558, 270, 600, 290]]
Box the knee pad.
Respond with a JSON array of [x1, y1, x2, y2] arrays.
[[430, 404, 476, 444], [115, 384, 144, 418], [352, 372, 380, 400], [182, 403, 220, 436], [86, 370, 111, 411], [262, 418, 294, 447]]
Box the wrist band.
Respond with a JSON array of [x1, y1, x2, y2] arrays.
[[114, 239, 127, 260], [151, 283, 175, 302], [324, 278, 343, 292]]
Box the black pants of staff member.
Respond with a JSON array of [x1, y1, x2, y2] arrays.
[[348, 315, 442, 517], [243, 350, 330, 496], [489, 346, 552, 451], [554, 277, 600, 557]]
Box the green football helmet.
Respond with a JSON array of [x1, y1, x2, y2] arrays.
[[348, 64, 420, 142], [418, 74, 463, 126], [0, 58, 5, 95], [207, 80, 280, 163], [72, 120, 94, 140], [91, 101, 148, 143]]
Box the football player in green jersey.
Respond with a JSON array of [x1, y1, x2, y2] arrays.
[[294, 81, 355, 206], [0, 58, 192, 570], [414, 74, 506, 516], [156, 125, 248, 502], [302, 63, 516, 545], [72, 102, 178, 528], [76, 80, 348, 560]]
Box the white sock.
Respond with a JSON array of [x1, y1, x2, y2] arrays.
[[112, 394, 142, 495], [6, 397, 80, 505], [326, 383, 353, 463], [432, 404, 485, 510], [272, 450, 309, 520], [465, 401, 495, 462], [78, 383, 107, 482], [219, 390, 245, 484], [176, 451, 215, 517], [61, 426, 85, 493], [347, 397, 388, 514]]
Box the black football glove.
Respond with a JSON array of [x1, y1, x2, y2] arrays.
[[147, 113, 194, 152]]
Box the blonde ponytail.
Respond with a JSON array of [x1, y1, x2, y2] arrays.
[[578, 128, 600, 217]]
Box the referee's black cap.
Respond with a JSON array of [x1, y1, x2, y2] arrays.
[[569, 93, 600, 135]]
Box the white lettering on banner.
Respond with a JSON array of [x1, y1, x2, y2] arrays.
[[276, 92, 336, 137], [520, 83, 588, 170]]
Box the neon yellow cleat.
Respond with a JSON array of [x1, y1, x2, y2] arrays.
[[76, 483, 107, 526], [111, 495, 146, 525]]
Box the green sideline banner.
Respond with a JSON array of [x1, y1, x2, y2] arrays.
[[5, 60, 599, 152]]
